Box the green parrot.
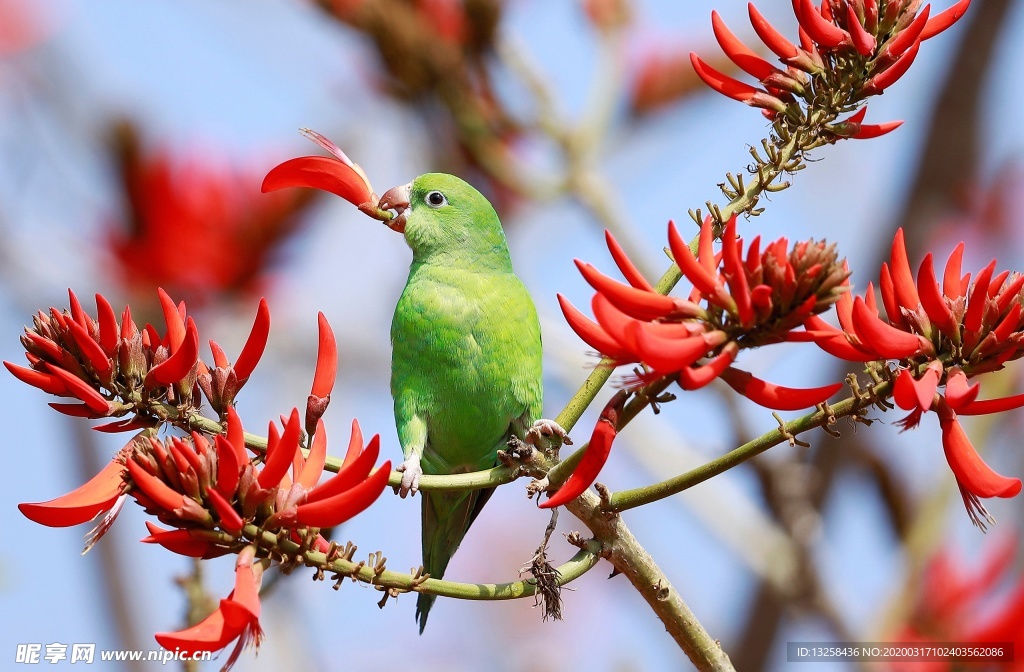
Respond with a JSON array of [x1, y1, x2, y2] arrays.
[[377, 173, 567, 633]]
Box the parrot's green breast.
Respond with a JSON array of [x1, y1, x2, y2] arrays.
[[391, 262, 542, 473]]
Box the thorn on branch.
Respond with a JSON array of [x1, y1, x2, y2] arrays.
[[410, 566, 430, 589], [526, 476, 549, 501], [772, 412, 810, 448], [594, 482, 616, 514], [653, 579, 671, 602]]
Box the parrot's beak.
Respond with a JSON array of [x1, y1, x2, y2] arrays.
[[378, 182, 412, 234]]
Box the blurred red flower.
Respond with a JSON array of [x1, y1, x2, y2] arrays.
[[107, 124, 315, 303]]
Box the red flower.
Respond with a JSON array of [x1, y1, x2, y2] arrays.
[[17, 452, 129, 552], [197, 297, 271, 415], [304, 311, 337, 437], [539, 392, 624, 509], [805, 229, 1024, 527], [107, 123, 314, 301], [691, 0, 971, 134], [5, 288, 207, 427], [156, 545, 264, 670], [561, 215, 846, 411], [629, 47, 730, 115], [891, 536, 1024, 671], [124, 406, 391, 551], [262, 129, 377, 212]]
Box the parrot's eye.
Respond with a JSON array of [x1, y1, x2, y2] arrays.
[[425, 191, 448, 208]]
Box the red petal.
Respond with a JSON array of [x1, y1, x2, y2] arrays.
[[629, 323, 725, 374], [259, 409, 301, 488], [677, 342, 738, 390], [261, 155, 373, 206], [667, 220, 734, 312], [917, 253, 957, 338], [944, 368, 980, 411], [883, 5, 929, 58], [68, 289, 90, 332], [920, 0, 971, 40], [845, 3, 876, 55], [215, 435, 242, 498], [890, 228, 921, 311], [95, 294, 118, 355], [145, 317, 199, 387], [864, 40, 920, 94], [557, 294, 635, 361], [913, 361, 942, 411], [48, 402, 104, 418], [995, 274, 1024, 314], [120, 306, 137, 340], [605, 230, 653, 290], [748, 3, 798, 58], [721, 216, 753, 326], [575, 260, 677, 321], [126, 458, 186, 513], [879, 263, 909, 330], [233, 298, 270, 382], [540, 393, 622, 509], [939, 408, 1022, 499], [802, 315, 877, 361], [591, 293, 642, 354], [308, 434, 381, 502], [943, 242, 966, 298], [68, 321, 111, 374], [226, 407, 247, 462], [297, 419, 327, 489], [719, 367, 842, 410], [295, 459, 391, 527], [207, 488, 243, 534], [963, 260, 997, 334], [310, 312, 337, 399], [851, 296, 924, 359], [341, 418, 364, 469], [689, 52, 761, 102], [712, 10, 778, 80], [797, 0, 848, 48], [853, 120, 903, 139], [19, 459, 125, 526], [141, 522, 220, 558], [157, 288, 186, 353], [4, 360, 67, 395], [991, 302, 1022, 343], [46, 365, 110, 414], [893, 368, 919, 411]]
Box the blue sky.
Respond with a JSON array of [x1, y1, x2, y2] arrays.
[[1, 1, 1023, 670]]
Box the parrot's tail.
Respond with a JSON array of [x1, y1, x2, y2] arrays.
[[416, 486, 494, 633]]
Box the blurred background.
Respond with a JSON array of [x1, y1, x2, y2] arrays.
[[1, 0, 1023, 670]]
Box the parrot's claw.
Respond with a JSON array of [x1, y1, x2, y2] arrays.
[[396, 456, 423, 498], [526, 419, 571, 452]]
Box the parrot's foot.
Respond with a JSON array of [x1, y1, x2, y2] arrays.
[[396, 455, 423, 498], [526, 419, 571, 452]]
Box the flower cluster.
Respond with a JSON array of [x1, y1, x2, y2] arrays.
[[561, 214, 848, 410], [804, 229, 1024, 526], [10, 289, 390, 666], [129, 408, 389, 554], [891, 536, 1024, 671], [107, 123, 315, 301], [4, 288, 266, 428], [691, 0, 970, 137]]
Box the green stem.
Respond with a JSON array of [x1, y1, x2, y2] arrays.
[[244, 525, 601, 600], [606, 380, 891, 512]]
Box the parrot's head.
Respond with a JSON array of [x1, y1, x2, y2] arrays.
[[377, 173, 511, 267]]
